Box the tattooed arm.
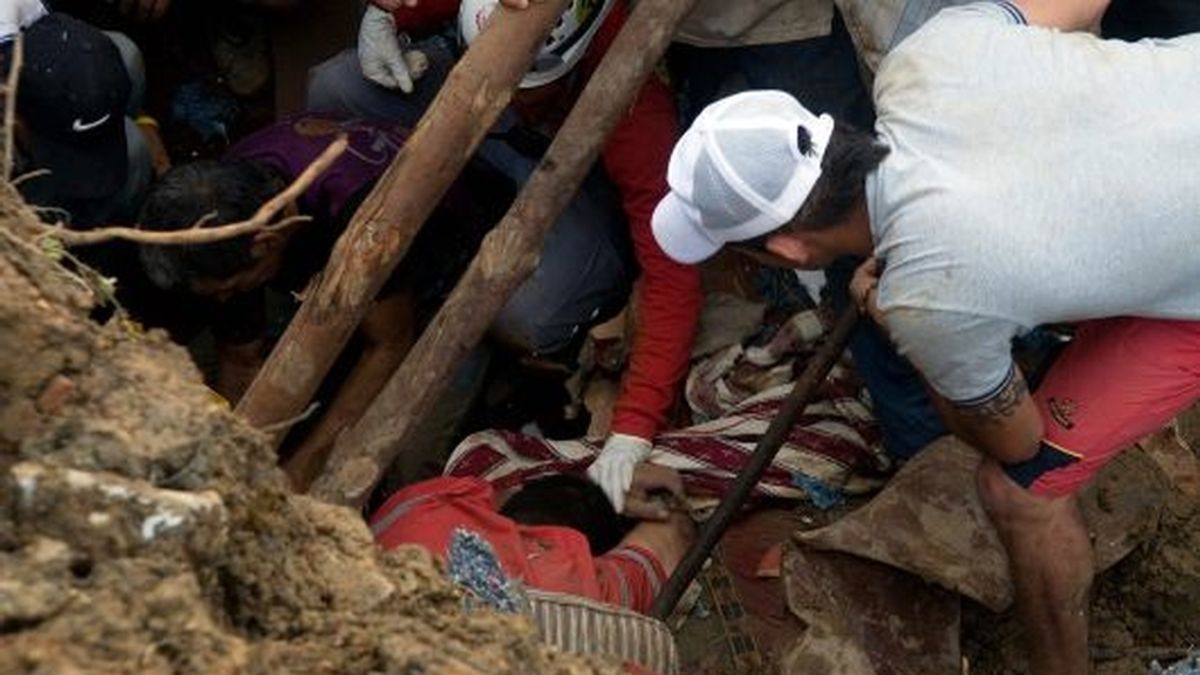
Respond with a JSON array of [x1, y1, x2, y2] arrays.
[[881, 306, 1044, 464], [929, 365, 1044, 464]]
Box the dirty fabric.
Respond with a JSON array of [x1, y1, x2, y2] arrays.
[[446, 386, 888, 504], [448, 309, 887, 501], [527, 589, 680, 675]]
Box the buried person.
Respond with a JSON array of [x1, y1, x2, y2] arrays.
[[371, 463, 694, 615], [646, 1, 1200, 673]]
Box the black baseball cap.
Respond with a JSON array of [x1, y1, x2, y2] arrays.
[[17, 13, 131, 200]]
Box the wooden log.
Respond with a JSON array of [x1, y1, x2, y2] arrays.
[[310, 0, 701, 506], [234, 0, 570, 436]]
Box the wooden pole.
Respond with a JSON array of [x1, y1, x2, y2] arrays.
[[234, 0, 570, 434], [649, 307, 860, 620], [309, 0, 702, 506]]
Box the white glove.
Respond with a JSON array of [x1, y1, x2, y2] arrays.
[[358, 5, 426, 93], [1, 0, 47, 41], [587, 434, 653, 514]]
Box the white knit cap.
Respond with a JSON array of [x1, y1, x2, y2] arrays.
[[652, 90, 835, 264]]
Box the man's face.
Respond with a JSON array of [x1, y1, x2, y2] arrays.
[[766, 230, 842, 270], [189, 240, 285, 304], [731, 230, 839, 270], [189, 206, 298, 303]]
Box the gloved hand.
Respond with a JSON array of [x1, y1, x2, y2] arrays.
[[358, 5, 428, 93], [587, 433, 653, 515]]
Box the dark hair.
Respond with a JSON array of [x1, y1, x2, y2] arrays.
[[789, 120, 889, 231], [500, 474, 630, 555], [137, 159, 288, 291]]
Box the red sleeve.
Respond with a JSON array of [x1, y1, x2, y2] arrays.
[[594, 544, 668, 614], [389, 0, 461, 35], [581, 5, 703, 440]]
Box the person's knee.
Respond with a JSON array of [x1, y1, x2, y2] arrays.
[[305, 50, 358, 113], [977, 459, 1093, 572], [976, 457, 1066, 533], [977, 459, 1027, 528]]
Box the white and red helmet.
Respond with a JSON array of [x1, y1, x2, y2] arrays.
[[459, 0, 615, 89]]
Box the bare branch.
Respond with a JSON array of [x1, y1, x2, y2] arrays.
[[3, 35, 24, 181], [12, 168, 50, 187], [44, 135, 349, 247]]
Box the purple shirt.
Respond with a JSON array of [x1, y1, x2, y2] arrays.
[[226, 114, 409, 225]]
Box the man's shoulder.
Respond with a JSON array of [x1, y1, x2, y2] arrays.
[[876, 2, 1022, 92]]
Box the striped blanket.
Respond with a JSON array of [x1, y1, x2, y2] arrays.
[[447, 310, 891, 502]]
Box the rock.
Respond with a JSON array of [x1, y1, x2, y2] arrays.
[[781, 543, 961, 675], [7, 461, 227, 560], [795, 436, 1167, 611]]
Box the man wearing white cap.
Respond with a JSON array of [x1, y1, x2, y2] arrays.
[[651, 1, 1200, 673]]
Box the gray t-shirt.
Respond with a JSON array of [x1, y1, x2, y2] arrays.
[[867, 1, 1200, 405]]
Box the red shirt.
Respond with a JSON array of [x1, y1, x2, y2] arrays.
[[391, 1, 703, 442], [370, 476, 665, 613]]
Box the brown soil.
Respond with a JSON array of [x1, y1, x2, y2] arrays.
[[0, 185, 608, 674]]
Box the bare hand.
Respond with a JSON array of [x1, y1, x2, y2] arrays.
[[622, 463, 686, 521], [850, 257, 885, 325], [118, 0, 172, 22]]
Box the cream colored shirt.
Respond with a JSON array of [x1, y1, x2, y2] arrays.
[[675, 0, 835, 47]]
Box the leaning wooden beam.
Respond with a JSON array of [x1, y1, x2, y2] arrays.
[[234, 0, 570, 434], [310, 0, 702, 506]]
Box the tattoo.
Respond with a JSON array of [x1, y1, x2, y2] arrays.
[[956, 371, 1028, 422]]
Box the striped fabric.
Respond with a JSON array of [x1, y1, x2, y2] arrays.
[[446, 310, 890, 503], [594, 544, 666, 614], [526, 589, 680, 675]]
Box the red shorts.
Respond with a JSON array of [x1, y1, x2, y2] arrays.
[[1028, 317, 1200, 497]]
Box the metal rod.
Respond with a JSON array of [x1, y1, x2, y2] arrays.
[[650, 306, 860, 620]]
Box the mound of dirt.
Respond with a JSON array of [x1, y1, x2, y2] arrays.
[[0, 185, 609, 674]]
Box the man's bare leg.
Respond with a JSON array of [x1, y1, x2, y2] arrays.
[[978, 458, 1093, 675]]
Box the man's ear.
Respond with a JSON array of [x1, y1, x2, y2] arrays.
[[764, 230, 815, 268]]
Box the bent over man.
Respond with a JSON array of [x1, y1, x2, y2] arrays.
[[648, 1, 1200, 672]]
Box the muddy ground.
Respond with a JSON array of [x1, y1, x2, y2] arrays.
[[0, 185, 607, 674], [3, 175, 1198, 674]]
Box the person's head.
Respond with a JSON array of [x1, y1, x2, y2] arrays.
[[458, 0, 613, 91], [500, 473, 630, 555], [138, 160, 294, 302], [15, 13, 132, 205], [651, 90, 888, 270]]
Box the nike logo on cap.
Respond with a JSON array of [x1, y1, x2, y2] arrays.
[[72, 114, 112, 133]]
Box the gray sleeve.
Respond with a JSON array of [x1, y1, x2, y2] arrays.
[[883, 305, 1019, 406]]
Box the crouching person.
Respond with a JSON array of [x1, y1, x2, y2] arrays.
[[136, 114, 513, 488], [646, 0, 1200, 671]]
